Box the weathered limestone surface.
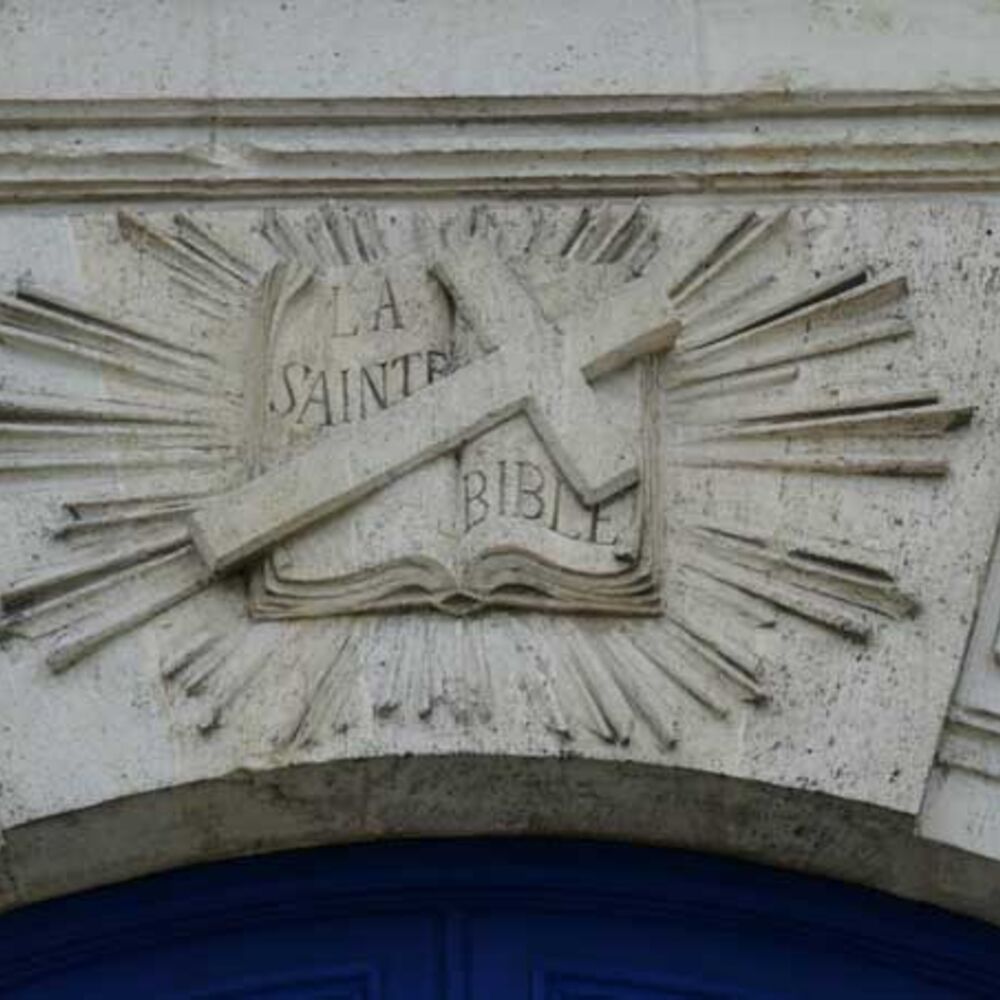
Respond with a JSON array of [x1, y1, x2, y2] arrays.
[[3, 0, 1000, 99], [3, 0, 1000, 921]]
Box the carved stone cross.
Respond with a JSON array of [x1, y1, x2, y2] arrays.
[[189, 242, 680, 573]]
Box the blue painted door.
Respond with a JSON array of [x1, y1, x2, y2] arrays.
[[2, 840, 999, 998]]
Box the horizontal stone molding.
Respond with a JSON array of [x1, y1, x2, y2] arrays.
[[4, 92, 1000, 202]]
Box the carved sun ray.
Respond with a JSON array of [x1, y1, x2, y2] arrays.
[[0, 201, 973, 754]]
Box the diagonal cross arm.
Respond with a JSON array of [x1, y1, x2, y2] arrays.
[[431, 243, 679, 505], [188, 243, 679, 574]]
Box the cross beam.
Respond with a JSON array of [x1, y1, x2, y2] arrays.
[[188, 243, 679, 574]]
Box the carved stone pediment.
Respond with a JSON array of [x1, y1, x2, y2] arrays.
[[0, 200, 977, 802], [9, 0, 1000, 934]]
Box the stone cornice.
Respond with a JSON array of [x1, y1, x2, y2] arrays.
[[3, 91, 1000, 203]]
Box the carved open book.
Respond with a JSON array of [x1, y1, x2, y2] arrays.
[[245, 251, 662, 618]]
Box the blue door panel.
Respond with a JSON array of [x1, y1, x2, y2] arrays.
[[532, 964, 769, 999], [4, 906, 441, 999], [1, 840, 998, 998], [465, 907, 976, 999], [193, 966, 380, 999]]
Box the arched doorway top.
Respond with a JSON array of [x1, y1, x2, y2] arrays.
[[3, 837, 1000, 997], [3, 755, 999, 927]]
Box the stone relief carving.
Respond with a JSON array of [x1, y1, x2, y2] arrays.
[[0, 202, 973, 753]]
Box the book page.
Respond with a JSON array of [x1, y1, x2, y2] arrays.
[[257, 259, 461, 585], [454, 396, 642, 579]]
